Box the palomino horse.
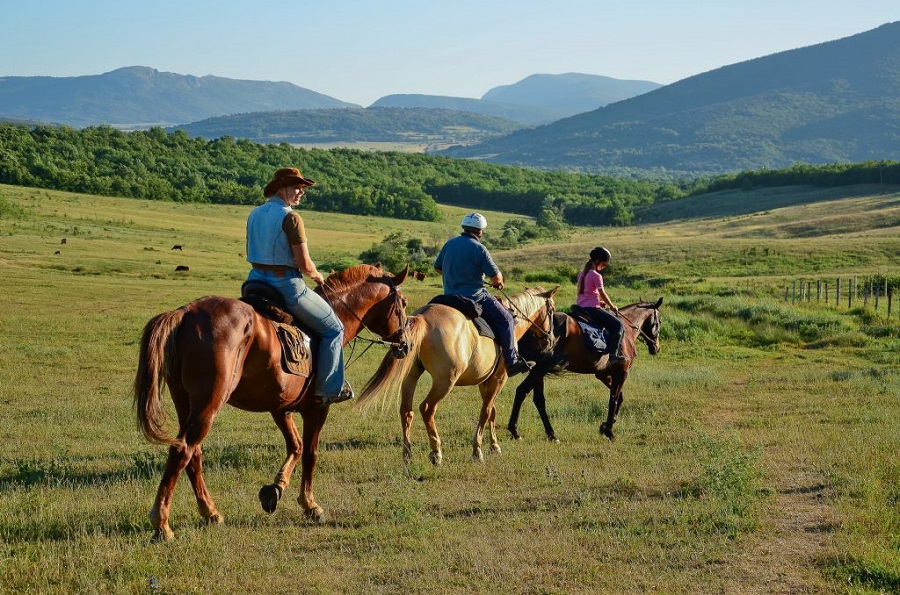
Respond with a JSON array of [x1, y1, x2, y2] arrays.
[[508, 298, 662, 442], [133, 264, 409, 542], [357, 286, 558, 464]]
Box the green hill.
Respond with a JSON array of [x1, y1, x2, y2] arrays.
[[169, 107, 525, 148], [442, 22, 900, 177]]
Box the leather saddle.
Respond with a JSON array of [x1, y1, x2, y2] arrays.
[[240, 280, 314, 377], [428, 294, 494, 340]]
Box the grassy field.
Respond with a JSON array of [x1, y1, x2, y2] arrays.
[[0, 184, 898, 594]]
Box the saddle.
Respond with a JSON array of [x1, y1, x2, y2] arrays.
[[240, 281, 314, 377], [427, 294, 494, 340], [569, 305, 610, 355]]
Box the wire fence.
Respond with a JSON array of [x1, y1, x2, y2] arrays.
[[784, 275, 897, 318]]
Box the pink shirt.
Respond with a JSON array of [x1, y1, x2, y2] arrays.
[[576, 270, 607, 308]]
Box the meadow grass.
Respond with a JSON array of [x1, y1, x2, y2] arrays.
[[0, 185, 898, 593]]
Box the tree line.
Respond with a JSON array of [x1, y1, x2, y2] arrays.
[[1, 122, 897, 226]]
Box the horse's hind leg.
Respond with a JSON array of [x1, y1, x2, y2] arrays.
[[184, 444, 222, 526], [296, 405, 329, 524], [400, 362, 424, 464], [475, 376, 506, 462], [420, 376, 455, 466], [259, 412, 301, 514]]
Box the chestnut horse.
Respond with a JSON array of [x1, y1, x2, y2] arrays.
[[357, 286, 558, 465], [508, 298, 662, 442], [134, 264, 409, 542]]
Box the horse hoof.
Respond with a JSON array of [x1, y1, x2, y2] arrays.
[[304, 506, 327, 524], [549, 435, 560, 444], [508, 427, 521, 440], [150, 527, 175, 543], [599, 424, 615, 441], [471, 450, 485, 463], [429, 451, 443, 466], [204, 512, 224, 526], [490, 445, 502, 456], [259, 484, 283, 514]]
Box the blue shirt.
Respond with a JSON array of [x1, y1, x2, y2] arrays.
[[433, 232, 500, 298]]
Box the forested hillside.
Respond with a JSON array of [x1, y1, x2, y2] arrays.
[[169, 107, 524, 147], [2, 122, 898, 228]]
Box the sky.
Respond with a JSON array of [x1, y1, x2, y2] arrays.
[[2, 1, 899, 107]]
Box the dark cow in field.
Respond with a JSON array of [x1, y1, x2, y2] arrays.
[[175, 265, 190, 272], [60, 238, 67, 245], [172, 245, 183, 251]]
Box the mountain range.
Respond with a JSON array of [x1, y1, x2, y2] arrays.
[[1, 22, 898, 176], [442, 21, 900, 175]]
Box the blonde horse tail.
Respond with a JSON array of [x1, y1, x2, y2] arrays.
[[356, 316, 427, 411], [133, 309, 184, 446]]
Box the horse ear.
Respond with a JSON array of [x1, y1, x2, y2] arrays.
[[546, 285, 560, 298], [393, 263, 410, 286], [654, 297, 663, 309]]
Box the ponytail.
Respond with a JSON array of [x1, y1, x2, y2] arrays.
[[576, 259, 594, 295]]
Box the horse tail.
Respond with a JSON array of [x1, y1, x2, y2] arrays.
[[356, 315, 427, 411], [133, 309, 185, 446]]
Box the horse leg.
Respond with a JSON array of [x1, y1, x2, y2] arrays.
[[148, 409, 218, 542], [258, 412, 301, 514], [296, 404, 329, 524], [600, 374, 627, 441], [183, 444, 223, 527], [531, 374, 559, 443], [420, 378, 454, 466], [507, 370, 535, 440], [474, 376, 506, 462], [400, 362, 424, 465]]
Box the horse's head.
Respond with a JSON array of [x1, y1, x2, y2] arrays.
[[319, 264, 409, 354], [639, 297, 663, 355], [513, 285, 559, 354]]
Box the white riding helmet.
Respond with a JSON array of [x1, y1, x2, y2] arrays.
[[461, 212, 488, 230]]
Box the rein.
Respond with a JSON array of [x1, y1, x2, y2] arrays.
[[617, 307, 658, 346], [491, 285, 554, 340], [319, 279, 409, 368]]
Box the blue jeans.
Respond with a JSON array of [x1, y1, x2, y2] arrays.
[[472, 291, 519, 367], [247, 269, 345, 397]]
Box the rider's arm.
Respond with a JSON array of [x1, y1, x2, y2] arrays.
[[597, 285, 618, 313], [291, 243, 323, 285], [489, 271, 504, 289]]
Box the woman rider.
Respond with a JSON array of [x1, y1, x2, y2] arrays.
[[245, 167, 353, 405], [574, 246, 627, 364]]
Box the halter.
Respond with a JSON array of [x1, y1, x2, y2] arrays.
[[319, 276, 410, 367]]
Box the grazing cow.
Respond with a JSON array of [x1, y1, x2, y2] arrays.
[[172, 245, 183, 251], [175, 265, 190, 272], [54, 250, 61, 255], [60, 238, 67, 245]]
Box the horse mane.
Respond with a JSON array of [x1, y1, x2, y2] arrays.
[[322, 264, 384, 293], [502, 286, 547, 314]]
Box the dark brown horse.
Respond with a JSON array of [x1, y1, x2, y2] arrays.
[[134, 264, 409, 542], [508, 298, 662, 442]]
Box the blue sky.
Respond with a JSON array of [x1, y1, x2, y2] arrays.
[[2, 1, 898, 106]]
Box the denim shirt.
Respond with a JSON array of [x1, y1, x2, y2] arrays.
[[433, 232, 500, 298], [246, 198, 294, 267]]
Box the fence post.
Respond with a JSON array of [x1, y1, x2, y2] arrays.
[[807, 281, 811, 303], [825, 282, 829, 304], [792, 280, 797, 304], [836, 278, 841, 307], [889, 287, 893, 319], [817, 280, 822, 302], [784, 286, 789, 303], [864, 278, 869, 308]]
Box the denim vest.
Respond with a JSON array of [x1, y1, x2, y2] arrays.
[[246, 198, 295, 267]]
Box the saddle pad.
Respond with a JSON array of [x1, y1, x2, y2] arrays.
[[272, 321, 311, 377], [428, 294, 494, 340], [576, 320, 609, 354]]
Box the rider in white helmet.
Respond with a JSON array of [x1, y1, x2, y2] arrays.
[[433, 213, 534, 376]]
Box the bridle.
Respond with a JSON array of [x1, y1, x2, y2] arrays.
[[617, 306, 660, 349], [319, 277, 410, 367], [494, 285, 556, 349]]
